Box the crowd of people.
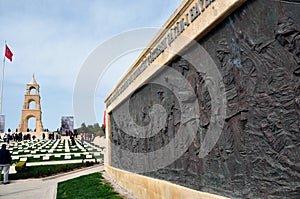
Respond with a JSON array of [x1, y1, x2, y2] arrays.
[[0, 132, 62, 144], [0, 132, 25, 143]]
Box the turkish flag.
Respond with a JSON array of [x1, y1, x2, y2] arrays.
[[5, 44, 13, 62]]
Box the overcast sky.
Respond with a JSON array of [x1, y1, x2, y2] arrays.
[[0, 0, 182, 131]]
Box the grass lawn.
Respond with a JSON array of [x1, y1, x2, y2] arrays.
[[57, 172, 123, 199]]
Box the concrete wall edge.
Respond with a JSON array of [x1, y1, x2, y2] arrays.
[[106, 165, 230, 199]]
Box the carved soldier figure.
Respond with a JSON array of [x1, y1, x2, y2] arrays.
[[275, 17, 300, 75]]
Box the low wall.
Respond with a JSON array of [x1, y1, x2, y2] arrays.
[[105, 165, 229, 199]]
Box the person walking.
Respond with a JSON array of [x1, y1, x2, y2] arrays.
[[81, 134, 84, 146], [0, 144, 12, 184], [3, 133, 8, 143]]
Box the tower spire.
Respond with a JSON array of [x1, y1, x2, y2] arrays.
[[29, 74, 37, 85]]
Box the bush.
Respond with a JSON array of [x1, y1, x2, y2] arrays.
[[15, 161, 27, 173]]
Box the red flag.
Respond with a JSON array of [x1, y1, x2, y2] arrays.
[[5, 44, 13, 62]]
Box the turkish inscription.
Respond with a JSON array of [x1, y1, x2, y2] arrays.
[[106, 0, 215, 106]]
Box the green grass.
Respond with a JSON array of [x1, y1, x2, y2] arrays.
[[9, 163, 96, 180], [57, 172, 123, 199], [94, 154, 104, 159]]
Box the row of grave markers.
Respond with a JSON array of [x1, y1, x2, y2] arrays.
[[0, 139, 98, 164]]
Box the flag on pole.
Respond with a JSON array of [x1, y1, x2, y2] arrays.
[[5, 44, 13, 62]]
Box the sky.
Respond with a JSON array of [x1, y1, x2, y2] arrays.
[[0, 0, 183, 131]]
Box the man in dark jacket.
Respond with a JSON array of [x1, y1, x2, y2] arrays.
[[0, 144, 12, 184]]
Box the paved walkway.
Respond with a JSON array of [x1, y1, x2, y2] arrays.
[[0, 165, 104, 199]]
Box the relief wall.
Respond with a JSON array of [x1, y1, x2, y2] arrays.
[[110, 0, 300, 198]]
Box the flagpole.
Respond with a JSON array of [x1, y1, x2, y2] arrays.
[[0, 40, 6, 114]]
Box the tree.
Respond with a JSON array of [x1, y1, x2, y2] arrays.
[[76, 122, 102, 135], [81, 123, 87, 128]]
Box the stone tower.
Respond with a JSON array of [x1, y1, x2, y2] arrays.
[[18, 75, 43, 132]]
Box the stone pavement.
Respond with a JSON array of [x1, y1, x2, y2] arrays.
[[0, 164, 104, 199]]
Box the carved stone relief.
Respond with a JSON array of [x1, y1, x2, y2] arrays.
[[110, 0, 300, 198]]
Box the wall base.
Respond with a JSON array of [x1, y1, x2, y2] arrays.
[[105, 165, 229, 199]]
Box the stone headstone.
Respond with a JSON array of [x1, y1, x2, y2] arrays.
[[43, 156, 50, 160], [86, 155, 93, 159]]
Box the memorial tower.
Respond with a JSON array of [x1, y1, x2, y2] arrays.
[[18, 75, 43, 132]]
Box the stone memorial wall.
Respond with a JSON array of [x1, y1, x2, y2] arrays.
[[106, 0, 300, 198]]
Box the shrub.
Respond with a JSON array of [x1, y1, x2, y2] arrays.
[[15, 161, 27, 173]]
